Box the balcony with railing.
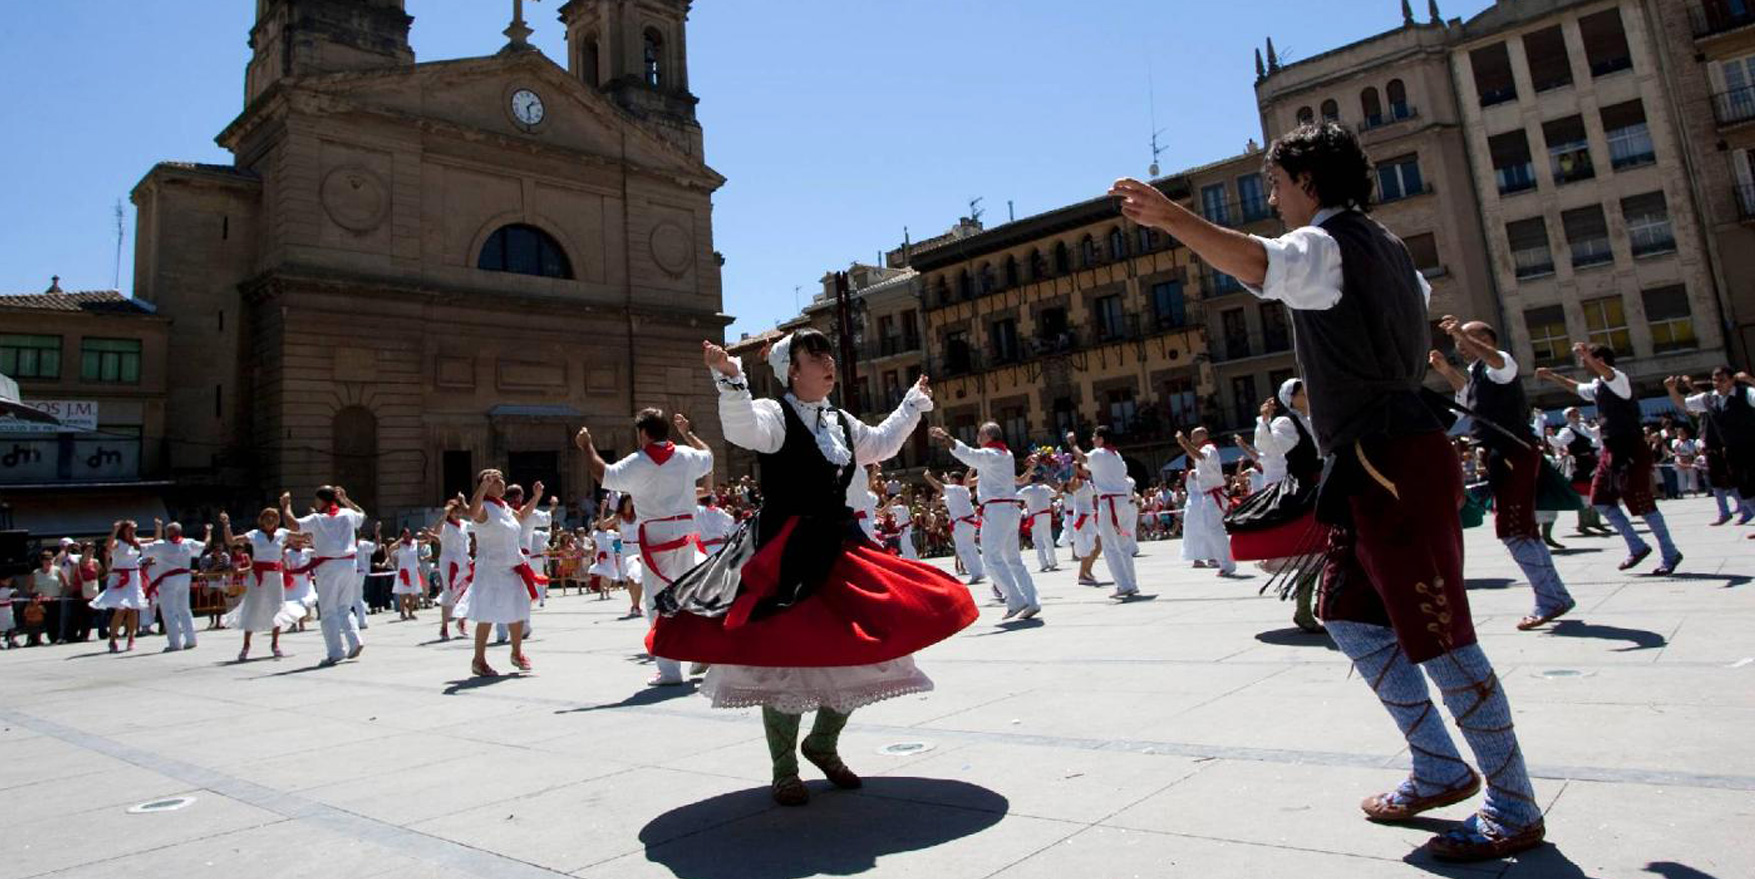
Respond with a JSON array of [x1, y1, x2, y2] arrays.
[[860, 334, 922, 361], [1210, 329, 1293, 364], [1712, 85, 1755, 127], [1359, 104, 1418, 132], [1692, 1, 1755, 39], [1199, 269, 1247, 300]]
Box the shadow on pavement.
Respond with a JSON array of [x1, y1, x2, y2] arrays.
[[1645, 861, 1724, 879], [1408, 841, 1591, 877], [1465, 577, 1516, 591], [637, 777, 1007, 879], [1645, 572, 1750, 589], [971, 619, 1047, 636], [1254, 627, 1338, 650], [441, 672, 528, 694], [1546, 619, 1666, 652], [556, 680, 699, 714]]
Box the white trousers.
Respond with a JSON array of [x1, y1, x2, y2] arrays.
[[979, 503, 1038, 612], [351, 573, 369, 627], [640, 524, 698, 682], [1095, 500, 1139, 594], [1028, 512, 1057, 569], [896, 525, 919, 560], [951, 519, 984, 580], [312, 559, 362, 661], [157, 576, 197, 649]]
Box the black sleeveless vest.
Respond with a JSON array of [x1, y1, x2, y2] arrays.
[[1285, 413, 1322, 483], [1292, 211, 1443, 454], [1467, 359, 1534, 453], [1700, 384, 1755, 451], [1592, 374, 1643, 455], [754, 397, 860, 552]]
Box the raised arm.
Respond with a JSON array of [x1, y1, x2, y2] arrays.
[[1234, 434, 1261, 462], [705, 342, 786, 454], [673, 413, 709, 453], [922, 470, 945, 495], [1534, 366, 1580, 393], [1063, 432, 1089, 465], [1109, 178, 1268, 286], [465, 475, 490, 525], [278, 492, 300, 532], [515, 481, 544, 522], [574, 428, 610, 482], [848, 375, 935, 466], [1428, 350, 1467, 394], [1173, 430, 1204, 458]]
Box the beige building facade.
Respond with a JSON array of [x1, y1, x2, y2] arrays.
[[130, 0, 727, 519]]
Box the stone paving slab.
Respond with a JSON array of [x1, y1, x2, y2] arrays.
[[0, 495, 1749, 879]]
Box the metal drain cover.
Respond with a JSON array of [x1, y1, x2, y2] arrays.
[[876, 741, 935, 757], [128, 797, 196, 814]]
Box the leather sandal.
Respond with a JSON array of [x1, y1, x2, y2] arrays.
[[471, 659, 499, 678], [771, 775, 810, 806], [510, 652, 533, 672], [1361, 771, 1480, 822], [1426, 817, 1546, 862], [1516, 601, 1575, 631], [801, 746, 863, 789]]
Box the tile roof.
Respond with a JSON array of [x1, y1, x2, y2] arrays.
[[155, 161, 260, 180], [0, 290, 158, 316]]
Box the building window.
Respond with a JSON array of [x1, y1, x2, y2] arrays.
[[991, 318, 1020, 363], [442, 450, 474, 500], [1489, 129, 1537, 195], [80, 338, 141, 384], [1205, 269, 1242, 297], [1000, 406, 1030, 450], [1716, 55, 1755, 126], [1164, 377, 1197, 428], [1261, 301, 1291, 352], [1360, 87, 1383, 128], [1150, 280, 1186, 330], [1107, 388, 1137, 434], [934, 276, 950, 306], [1296, 106, 1314, 124], [945, 330, 972, 374], [1524, 25, 1573, 92], [1003, 255, 1019, 288], [1562, 205, 1613, 268], [1109, 226, 1128, 260], [901, 310, 920, 350], [1238, 173, 1269, 221], [1201, 183, 1231, 225], [1038, 306, 1071, 349], [1137, 226, 1154, 253], [1319, 99, 1340, 122], [1507, 217, 1555, 279], [957, 270, 973, 300], [0, 334, 60, 380], [979, 263, 995, 294], [642, 28, 665, 87], [1622, 192, 1676, 258], [1471, 43, 1517, 107], [1579, 7, 1633, 77], [1221, 307, 1250, 360], [1028, 248, 1046, 281], [1544, 115, 1595, 185], [1581, 296, 1632, 353], [477, 224, 574, 279], [1079, 235, 1098, 268], [1053, 241, 1070, 275], [1386, 79, 1411, 119], [1093, 294, 1126, 340], [1524, 305, 1570, 367], [1404, 232, 1442, 272], [1230, 375, 1258, 429], [582, 37, 600, 88], [1052, 397, 1079, 438], [1643, 285, 1697, 353], [1602, 100, 1655, 169], [1376, 154, 1424, 202]]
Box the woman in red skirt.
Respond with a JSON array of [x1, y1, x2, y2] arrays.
[[649, 330, 978, 806]]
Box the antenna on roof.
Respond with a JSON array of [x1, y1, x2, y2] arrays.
[[968, 197, 984, 225], [112, 199, 125, 290], [1147, 57, 1165, 177]]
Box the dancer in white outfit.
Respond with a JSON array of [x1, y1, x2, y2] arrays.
[[888, 496, 920, 559], [587, 513, 624, 600], [453, 469, 538, 677], [695, 493, 737, 556], [1065, 465, 1103, 585], [280, 486, 367, 666], [141, 519, 210, 651], [388, 530, 425, 620], [577, 411, 713, 686], [934, 423, 1041, 620], [1175, 428, 1238, 575], [435, 501, 471, 640], [89, 520, 150, 653], [612, 495, 645, 616], [846, 465, 882, 542], [282, 543, 318, 629], [351, 528, 376, 631], [219, 509, 307, 661], [924, 469, 985, 583], [1018, 479, 1059, 572], [1067, 428, 1140, 598]]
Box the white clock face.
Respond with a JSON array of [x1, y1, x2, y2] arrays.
[[511, 89, 545, 126]]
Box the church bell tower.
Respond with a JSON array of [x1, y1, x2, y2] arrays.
[[558, 0, 703, 156], [245, 0, 414, 106]]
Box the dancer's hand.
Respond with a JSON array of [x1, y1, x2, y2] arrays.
[[672, 412, 691, 435], [702, 341, 739, 378], [1428, 349, 1447, 371], [928, 426, 953, 446], [1109, 178, 1176, 229], [573, 427, 592, 451], [1259, 398, 1276, 419], [912, 375, 933, 401], [279, 492, 292, 508], [1437, 315, 1462, 338], [1535, 366, 1556, 381]]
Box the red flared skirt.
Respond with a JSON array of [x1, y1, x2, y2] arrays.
[[647, 524, 978, 668], [1230, 509, 1329, 562]]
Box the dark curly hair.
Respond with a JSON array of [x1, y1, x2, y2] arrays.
[[1265, 122, 1375, 213]]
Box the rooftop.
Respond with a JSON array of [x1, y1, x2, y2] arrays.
[[0, 284, 158, 317]]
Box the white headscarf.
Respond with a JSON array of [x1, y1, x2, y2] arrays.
[[766, 333, 795, 386], [1277, 378, 1303, 411]]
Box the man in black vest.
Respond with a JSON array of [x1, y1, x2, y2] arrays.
[[1536, 344, 1683, 574], [1665, 367, 1755, 526], [1428, 318, 1575, 631], [1108, 122, 1544, 861]]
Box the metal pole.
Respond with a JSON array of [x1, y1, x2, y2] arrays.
[[835, 271, 861, 416]]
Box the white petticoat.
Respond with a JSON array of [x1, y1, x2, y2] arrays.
[[621, 552, 645, 585], [223, 580, 304, 633], [391, 570, 423, 596], [285, 576, 318, 609], [587, 554, 622, 580], [89, 575, 150, 611], [699, 657, 934, 715], [454, 561, 531, 625], [1180, 491, 1229, 561]]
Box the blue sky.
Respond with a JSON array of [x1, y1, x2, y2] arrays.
[[0, 1, 1490, 339]]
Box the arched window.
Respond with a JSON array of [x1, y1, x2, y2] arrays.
[[1108, 226, 1128, 260], [1320, 99, 1340, 122], [1079, 235, 1098, 268], [1137, 226, 1154, 253], [957, 269, 973, 300], [978, 262, 995, 294], [1386, 79, 1409, 119], [643, 28, 665, 88], [1296, 106, 1314, 124], [1053, 241, 1071, 275], [1003, 255, 1020, 288], [582, 36, 601, 88], [1360, 87, 1382, 126], [1028, 248, 1045, 281], [478, 224, 574, 279], [333, 406, 378, 514], [935, 276, 950, 306]]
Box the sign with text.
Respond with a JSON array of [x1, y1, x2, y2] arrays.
[[0, 400, 98, 433]]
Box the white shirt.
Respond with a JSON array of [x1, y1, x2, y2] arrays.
[[1070, 482, 1096, 515], [943, 483, 977, 520], [295, 507, 366, 557], [601, 444, 714, 524], [1556, 421, 1602, 450], [716, 359, 932, 469], [1086, 446, 1131, 496], [888, 503, 914, 529], [1671, 438, 1699, 461], [355, 539, 377, 574], [1253, 415, 1300, 484], [591, 529, 618, 561], [1573, 368, 1633, 403], [110, 542, 142, 572], [474, 500, 523, 566], [1190, 443, 1225, 492], [1685, 387, 1755, 413], [845, 480, 880, 523], [695, 504, 736, 542], [1019, 483, 1054, 516], [142, 537, 202, 577], [949, 441, 1021, 503], [1244, 206, 1432, 310], [437, 520, 469, 561], [526, 507, 553, 555], [244, 529, 287, 564]]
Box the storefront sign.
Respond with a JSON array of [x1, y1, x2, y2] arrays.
[[0, 400, 98, 433]]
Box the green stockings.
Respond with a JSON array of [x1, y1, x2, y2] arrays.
[[763, 705, 851, 780]]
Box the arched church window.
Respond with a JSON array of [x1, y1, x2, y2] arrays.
[[333, 405, 378, 514], [583, 36, 601, 88], [478, 224, 574, 279], [643, 28, 665, 88], [1320, 99, 1340, 121]]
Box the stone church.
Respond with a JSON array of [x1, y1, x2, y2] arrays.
[[129, 0, 727, 519]]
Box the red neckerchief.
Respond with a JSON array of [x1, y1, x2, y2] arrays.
[[485, 496, 506, 508], [168, 535, 182, 544], [324, 504, 341, 516], [982, 441, 1009, 453], [644, 441, 677, 466]]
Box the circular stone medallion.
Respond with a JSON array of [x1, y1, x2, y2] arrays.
[[320, 166, 390, 233], [649, 221, 694, 276]]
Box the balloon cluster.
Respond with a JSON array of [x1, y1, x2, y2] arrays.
[[1030, 445, 1075, 482]]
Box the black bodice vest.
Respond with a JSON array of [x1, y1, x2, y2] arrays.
[[1467, 359, 1535, 453], [755, 397, 857, 545], [1284, 413, 1322, 483]]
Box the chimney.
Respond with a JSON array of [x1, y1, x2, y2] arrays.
[[45, 275, 62, 294]]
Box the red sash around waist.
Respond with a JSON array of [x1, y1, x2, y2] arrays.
[[638, 513, 697, 587]]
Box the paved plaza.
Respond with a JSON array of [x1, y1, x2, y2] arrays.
[[1, 496, 1751, 879]]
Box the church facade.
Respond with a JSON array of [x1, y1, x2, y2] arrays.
[[129, 0, 726, 520]]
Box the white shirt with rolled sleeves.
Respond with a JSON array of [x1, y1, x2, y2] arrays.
[[948, 439, 1038, 611], [1684, 386, 1755, 414], [600, 444, 714, 584], [942, 482, 984, 581], [1253, 415, 1300, 485], [943, 483, 977, 521], [295, 506, 367, 661], [695, 503, 736, 552], [1242, 206, 1432, 309], [1572, 369, 1633, 404], [1018, 482, 1057, 569]]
